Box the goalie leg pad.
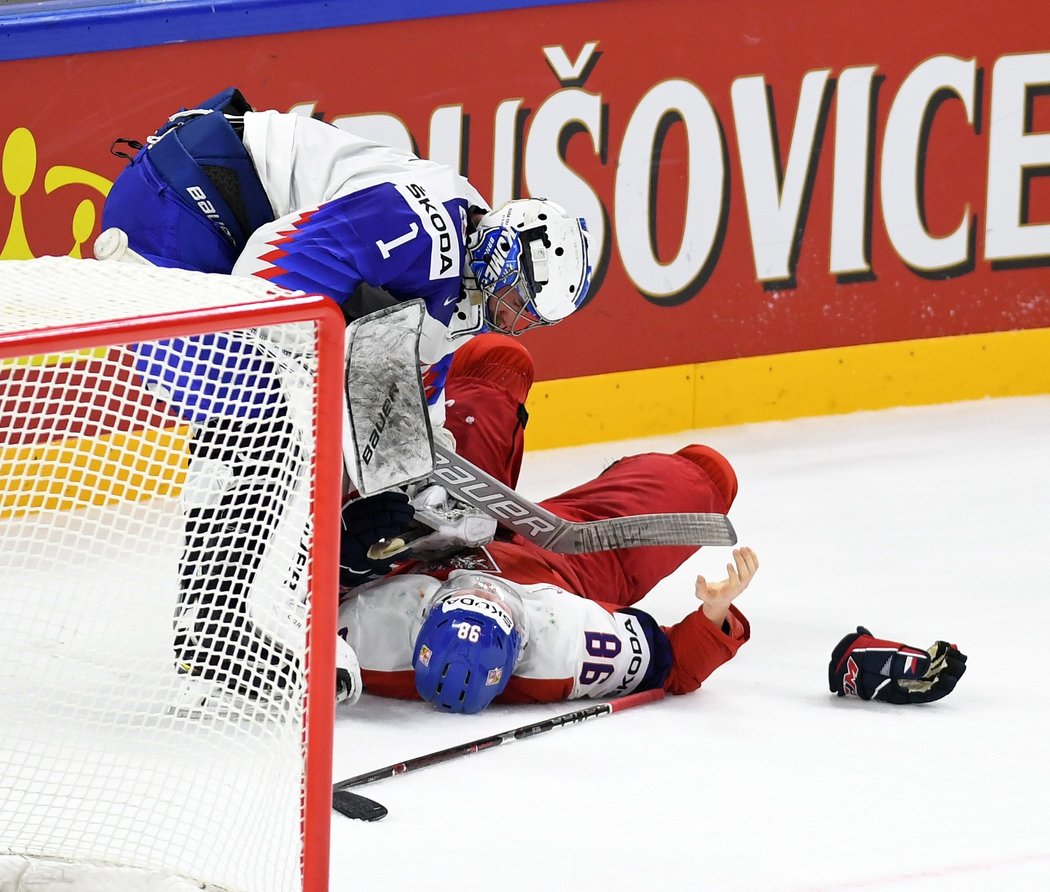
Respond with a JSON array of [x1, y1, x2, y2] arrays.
[[174, 411, 305, 698]]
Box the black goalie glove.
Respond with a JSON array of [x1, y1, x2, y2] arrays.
[[829, 626, 967, 704], [339, 491, 415, 586]]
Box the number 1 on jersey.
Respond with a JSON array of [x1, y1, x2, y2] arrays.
[[376, 222, 419, 259]]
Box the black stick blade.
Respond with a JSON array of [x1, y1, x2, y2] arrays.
[[332, 791, 388, 822]]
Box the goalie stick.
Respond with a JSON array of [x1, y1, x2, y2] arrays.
[[429, 443, 737, 551], [332, 687, 665, 821], [341, 302, 736, 551]]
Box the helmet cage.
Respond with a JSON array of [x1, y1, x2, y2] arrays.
[[467, 199, 591, 336], [468, 226, 545, 336]]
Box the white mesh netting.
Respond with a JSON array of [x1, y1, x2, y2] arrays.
[[0, 257, 336, 892]]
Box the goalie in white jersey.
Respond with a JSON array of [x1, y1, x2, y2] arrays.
[[96, 88, 592, 706], [337, 334, 759, 713], [100, 86, 593, 431]]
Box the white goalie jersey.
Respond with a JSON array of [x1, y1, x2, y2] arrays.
[[235, 111, 491, 429]]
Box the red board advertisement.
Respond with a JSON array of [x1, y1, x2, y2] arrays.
[[3, 0, 1050, 382]]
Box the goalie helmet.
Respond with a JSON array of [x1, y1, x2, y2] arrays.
[[412, 573, 528, 714], [467, 198, 592, 335]]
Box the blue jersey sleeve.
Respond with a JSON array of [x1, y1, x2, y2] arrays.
[[256, 181, 467, 322]]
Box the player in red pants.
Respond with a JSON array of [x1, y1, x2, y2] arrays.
[[337, 333, 758, 712], [443, 332, 534, 488]]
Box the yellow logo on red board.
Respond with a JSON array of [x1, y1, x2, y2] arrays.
[[1, 126, 112, 261]]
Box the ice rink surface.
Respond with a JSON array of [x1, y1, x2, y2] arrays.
[[330, 395, 1050, 891]]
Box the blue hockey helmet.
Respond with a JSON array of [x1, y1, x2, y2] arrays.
[[412, 573, 528, 714], [466, 198, 592, 336]]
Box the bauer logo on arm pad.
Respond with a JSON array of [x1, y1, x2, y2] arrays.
[[828, 626, 968, 705]]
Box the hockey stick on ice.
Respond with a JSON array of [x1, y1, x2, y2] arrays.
[[332, 687, 665, 821], [430, 444, 737, 551]]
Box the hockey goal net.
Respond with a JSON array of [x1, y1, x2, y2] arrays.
[[0, 257, 344, 892]]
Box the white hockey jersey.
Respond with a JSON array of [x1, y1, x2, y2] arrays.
[[339, 571, 727, 704], [236, 111, 492, 424], [240, 110, 488, 220]]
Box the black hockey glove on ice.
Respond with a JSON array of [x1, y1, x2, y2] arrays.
[[829, 626, 967, 704], [339, 491, 415, 586]]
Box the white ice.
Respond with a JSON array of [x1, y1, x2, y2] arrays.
[[330, 395, 1050, 892]]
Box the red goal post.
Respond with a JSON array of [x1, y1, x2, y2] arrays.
[[0, 257, 344, 892]]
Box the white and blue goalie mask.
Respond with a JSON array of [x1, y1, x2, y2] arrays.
[[466, 198, 592, 335], [412, 573, 528, 714]]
